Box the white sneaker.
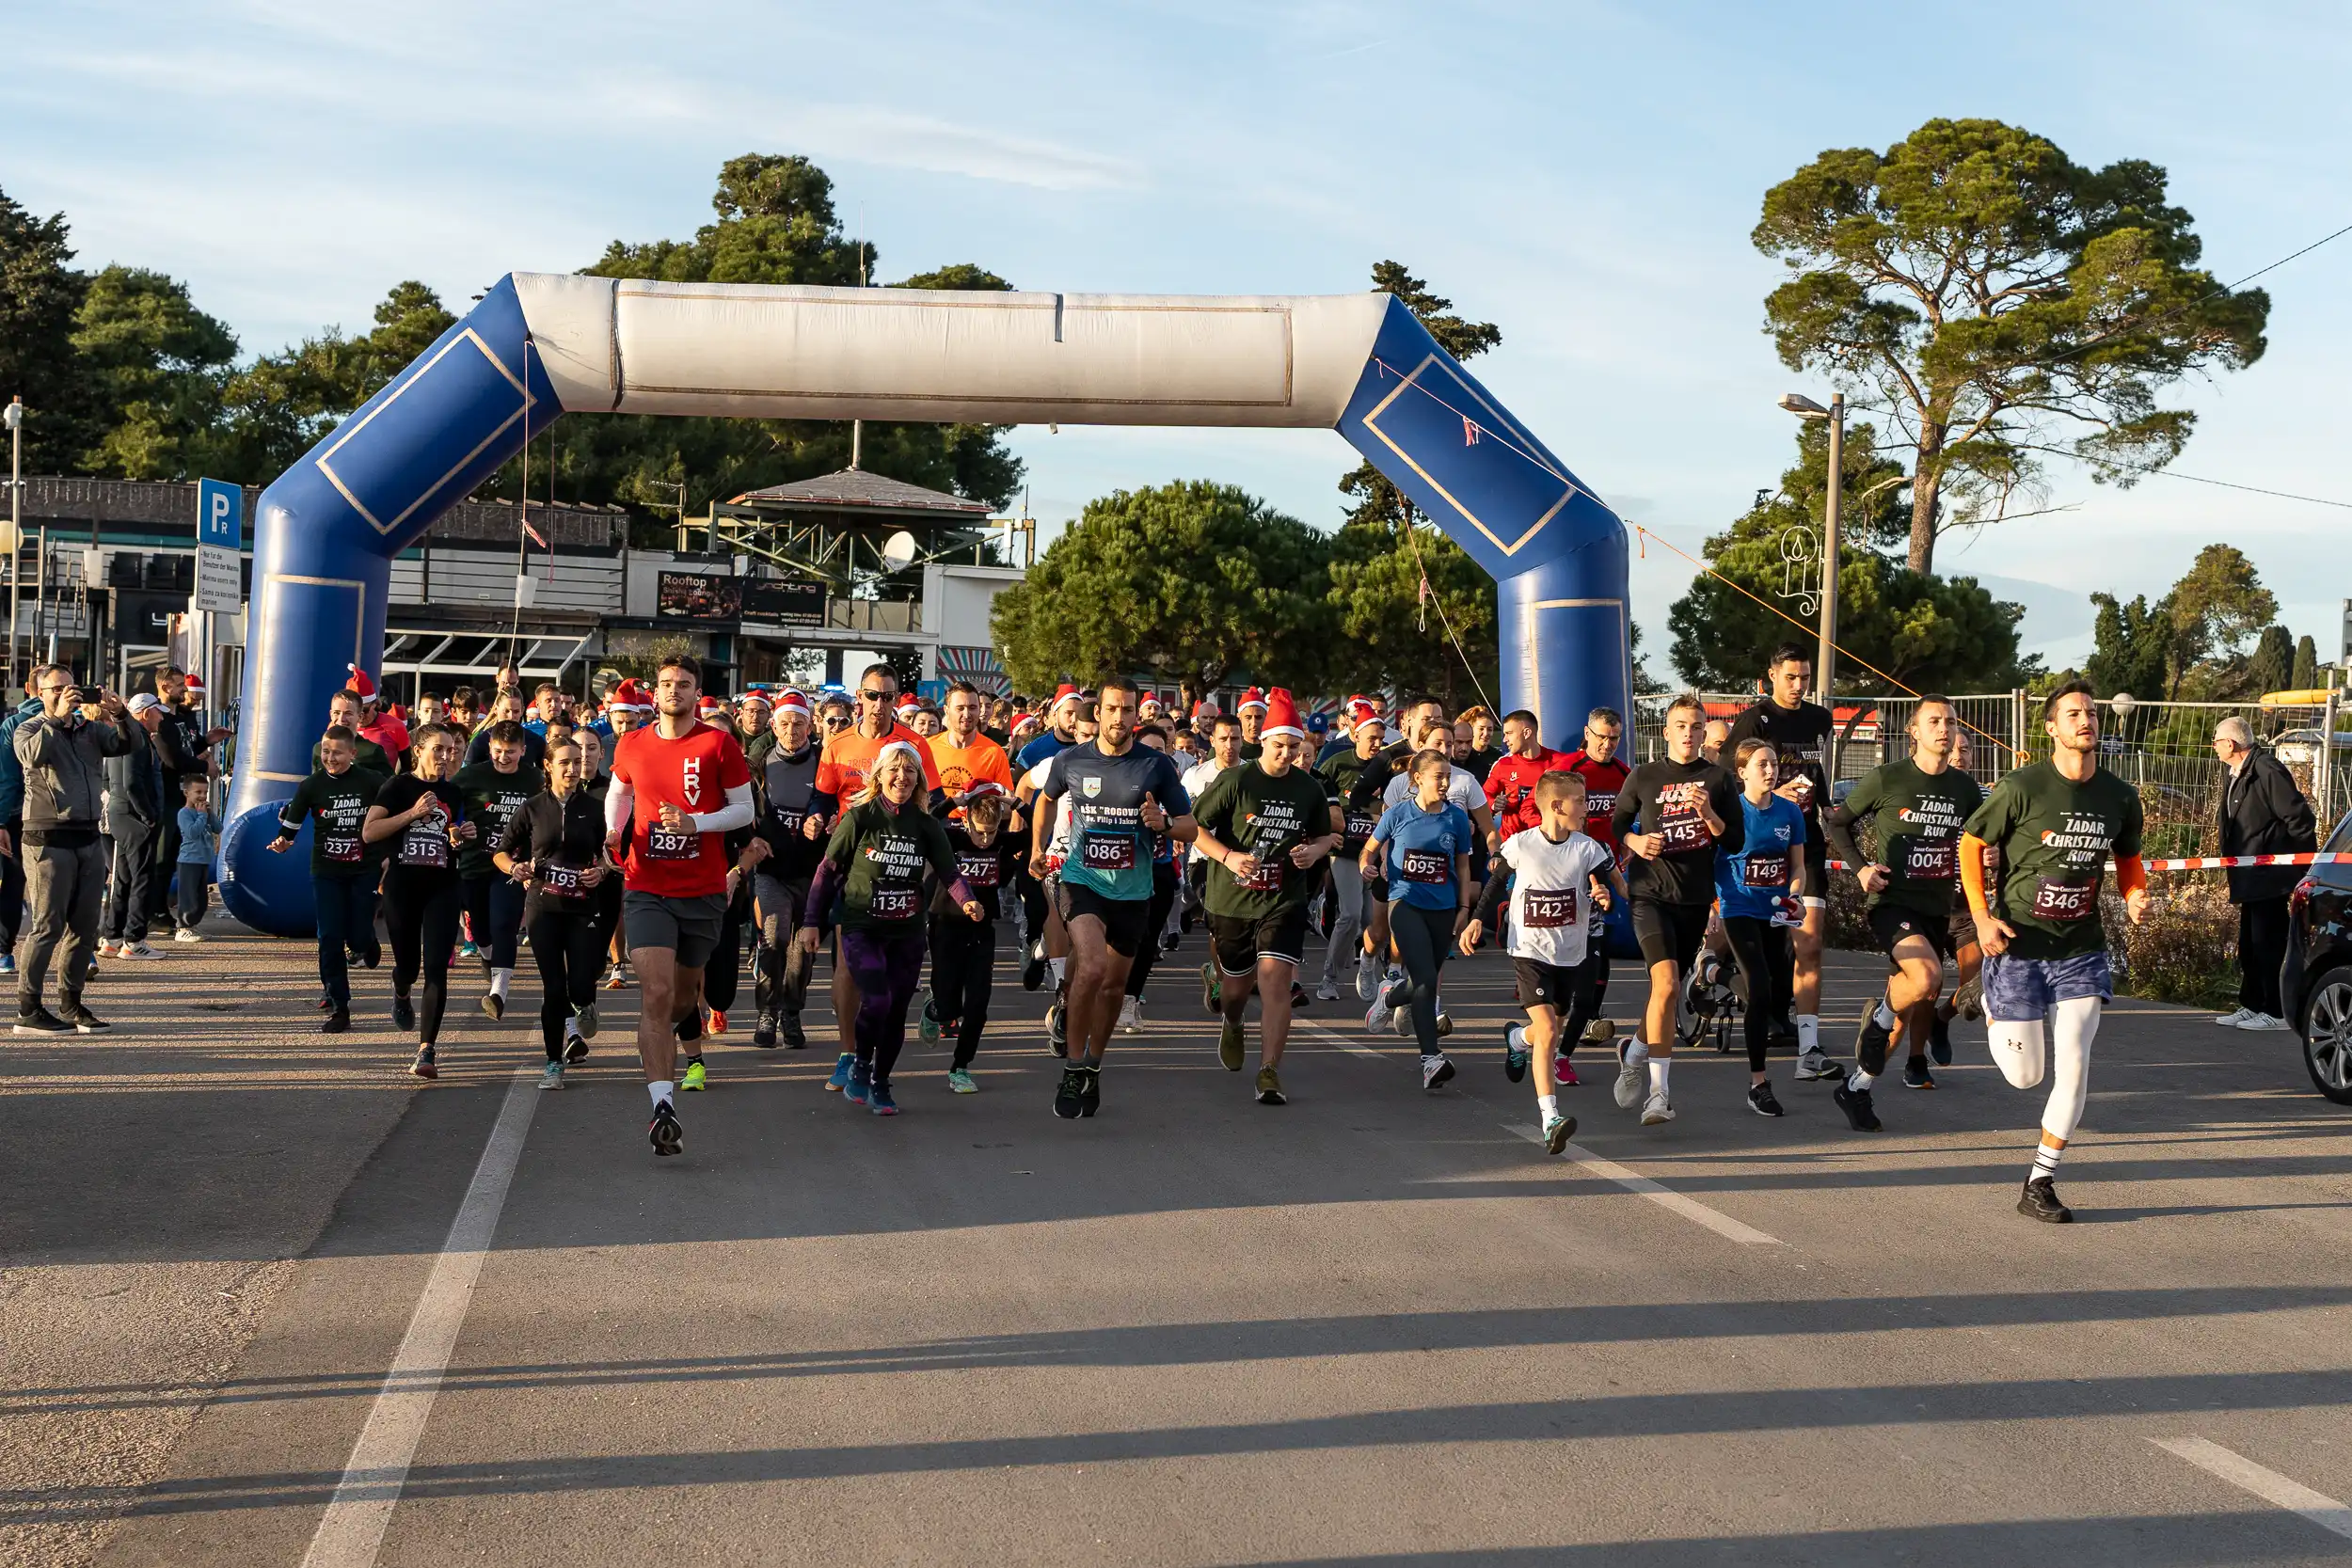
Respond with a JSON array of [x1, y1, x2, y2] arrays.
[[173, 927, 204, 944], [119, 942, 159, 959], [1364, 1000, 1392, 1033], [94, 940, 119, 958], [1118, 995, 1142, 1034], [2238, 1013, 2291, 1032], [1640, 1091, 1675, 1126], [2212, 1006, 2257, 1027], [1314, 981, 1341, 1003], [1613, 1048, 1648, 1110], [1355, 954, 1379, 1003]]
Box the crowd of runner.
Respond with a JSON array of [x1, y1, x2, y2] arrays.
[[238, 638, 2149, 1222]]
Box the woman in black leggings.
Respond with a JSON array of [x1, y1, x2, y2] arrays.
[[362, 725, 471, 1079], [494, 736, 616, 1089], [1360, 750, 1476, 1090], [1712, 738, 1808, 1117]]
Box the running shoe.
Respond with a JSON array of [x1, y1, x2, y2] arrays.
[[1363, 999, 1393, 1033], [317, 990, 335, 1011], [1502, 1023, 1529, 1084], [1557, 1060, 1581, 1087], [1613, 1047, 1647, 1110], [409, 1047, 437, 1080], [1255, 1066, 1285, 1105], [870, 1084, 898, 1116], [1355, 953, 1378, 1003], [1079, 1065, 1101, 1117], [845, 1059, 870, 1105], [2212, 1006, 2257, 1028], [1794, 1049, 1839, 1082], [780, 1013, 807, 1050], [1053, 1066, 1087, 1119], [1639, 1091, 1675, 1126], [0, 954, 16, 977], [1930, 1006, 1954, 1066], [119, 942, 158, 960], [1391, 1005, 1412, 1037], [481, 992, 504, 1021], [456, 941, 479, 961], [1832, 1082, 1881, 1132], [649, 1100, 683, 1156], [12, 1005, 68, 1036], [1543, 1112, 1576, 1155], [1045, 999, 1067, 1056], [827, 1052, 854, 1091], [947, 1068, 978, 1094], [60, 1000, 109, 1033], [1903, 1056, 1936, 1091], [1158, 928, 1182, 955], [1218, 1016, 1246, 1072], [918, 1005, 941, 1043], [681, 1058, 707, 1092], [1290, 981, 1310, 1008], [706, 1009, 728, 1037], [755, 1009, 781, 1048], [1200, 962, 1219, 1016], [1581, 1017, 1614, 1045], [1435, 1011, 1453, 1037], [2017, 1177, 2073, 1224], [576, 1004, 599, 1039], [604, 964, 628, 990], [1119, 994, 1140, 1034], [1422, 1053, 1455, 1090], [392, 993, 415, 1033], [322, 1007, 350, 1035], [1023, 944, 1047, 991], [539, 1059, 564, 1091], [94, 939, 119, 959], [1747, 1082, 1784, 1117], [360, 942, 381, 970], [564, 1032, 588, 1064], [172, 928, 202, 945], [1315, 981, 1341, 1003], [1854, 1011, 1892, 1076]]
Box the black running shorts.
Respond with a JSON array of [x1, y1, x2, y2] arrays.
[[1868, 902, 1954, 961], [1513, 955, 1596, 1013], [1630, 898, 1708, 972], [1057, 881, 1152, 958], [1209, 907, 1311, 976]]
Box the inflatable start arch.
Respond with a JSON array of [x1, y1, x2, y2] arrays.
[[222, 275, 1630, 935]]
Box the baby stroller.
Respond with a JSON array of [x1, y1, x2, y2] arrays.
[[1678, 943, 1743, 1053]]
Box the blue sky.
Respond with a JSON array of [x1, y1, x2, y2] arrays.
[[10, 0, 2350, 681]]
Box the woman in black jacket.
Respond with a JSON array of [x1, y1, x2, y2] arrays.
[[495, 736, 618, 1087]]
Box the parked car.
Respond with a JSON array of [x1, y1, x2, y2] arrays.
[[2285, 809, 2352, 1103], [2273, 728, 2352, 767]]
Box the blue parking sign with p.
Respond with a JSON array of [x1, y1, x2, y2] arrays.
[[198, 479, 242, 549]]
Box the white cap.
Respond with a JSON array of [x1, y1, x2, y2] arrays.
[[127, 692, 162, 714]]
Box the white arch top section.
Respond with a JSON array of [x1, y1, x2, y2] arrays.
[[512, 274, 1393, 429]]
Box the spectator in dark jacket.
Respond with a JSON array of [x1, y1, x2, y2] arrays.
[[0, 675, 42, 976], [2213, 716, 2319, 1031], [13, 670, 136, 1031], [150, 665, 229, 922], [100, 694, 170, 957]]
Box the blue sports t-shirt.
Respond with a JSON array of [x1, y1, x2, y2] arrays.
[[1374, 798, 1475, 911], [1043, 742, 1192, 902], [1714, 792, 1805, 922], [1016, 730, 1073, 773]]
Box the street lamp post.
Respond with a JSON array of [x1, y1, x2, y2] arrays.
[[1778, 390, 1845, 777], [3, 396, 21, 689]]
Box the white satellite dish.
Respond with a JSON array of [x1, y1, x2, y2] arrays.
[[880, 530, 919, 568]]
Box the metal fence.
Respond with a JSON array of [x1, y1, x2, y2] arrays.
[[1632, 679, 2347, 845]]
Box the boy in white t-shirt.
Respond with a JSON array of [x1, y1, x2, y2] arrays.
[[1460, 771, 1626, 1155]]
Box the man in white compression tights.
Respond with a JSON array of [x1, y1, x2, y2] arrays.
[[1959, 680, 2148, 1224]]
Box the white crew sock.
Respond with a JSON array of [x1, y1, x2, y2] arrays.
[[1506, 1022, 1525, 1052], [1049, 956, 1066, 986], [1537, 1092, 1559, 1121], [1848, 1067, 1875, 1091], [490, 967, 512, 1001], [564, 1016, 583, 1039], [1647, 1056, 1671, 1096], [1796, 1014, 1820, 1052], [647, 1080, 674, 1107], [2030, 1138, 2064, 1183], [1873, 1000, 1898, 1032]]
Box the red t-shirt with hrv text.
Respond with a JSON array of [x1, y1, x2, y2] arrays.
[[612, 724, 752, 897]]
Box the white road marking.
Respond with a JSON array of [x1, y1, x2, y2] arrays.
[[1299, 1018, 1395, 1060], [302, 1070, 540, 1568], [2151, 1436, 2352, 1541], [1504, 1123, 1784, 1246]]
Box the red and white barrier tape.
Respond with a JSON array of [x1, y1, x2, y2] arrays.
[[1822, 852, 2347, 873]]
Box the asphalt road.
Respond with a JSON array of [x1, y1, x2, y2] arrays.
[[8, 921, 2352, 1567]]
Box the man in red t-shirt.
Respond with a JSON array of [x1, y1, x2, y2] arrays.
[[1556, 704, 1632, 1049], [1483, 708, 1574, 850], [605, 654, 752, 1157]]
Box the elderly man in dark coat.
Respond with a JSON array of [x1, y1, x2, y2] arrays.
[[2213, 715, 2318, 1031]]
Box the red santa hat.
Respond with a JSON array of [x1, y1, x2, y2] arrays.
[[613, 679, 651, 712], [697, 694, 728, 719], [184, 671, 204, 694], [896, 697, 922, 721], [1344, 694, 1378, 723], [1049, 682, 1083, 713], [345, 664, 377, 703], [1236, 686, 1267, 714], [1259, 688, 1305, 742], [772, 688, 812, 717]]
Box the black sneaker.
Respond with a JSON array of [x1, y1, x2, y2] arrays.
[[480, 992, 505, 1021], [1903, 1056, 1936, 1091], [1832, 1082, 1880, 1132], [1078, 1065, 1102, 1118], [2018, 1177, 2072, 1223], [361, 942, 382, 970], [1855, 1012, 1891, 1076], [563, 1033, 589, 1063], [1053, 1067, 1087, 1119], [780, 1012, 807, 1050], [649, 1100, 684, 1157], [392, 994, 415, 1033], [753, 1009, 779, 1048], [409, 1046, 438, 1080], [1046, 999, 1067, 1057], [1022, 945, 1047, 991], [1747, 1082, 1784, 1117], [1289, 981, 1310, 1008], [58, 998, 108, 1033], [12, 1006, 70, 1036], [1930, 1006, 1954, 1066], [322, 1007, 351, 1035]]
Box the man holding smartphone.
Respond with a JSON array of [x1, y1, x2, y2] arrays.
[[13, 668, 137, 1033]]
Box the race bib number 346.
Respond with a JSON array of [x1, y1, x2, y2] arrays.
[[2030, 878, 2099, 921]]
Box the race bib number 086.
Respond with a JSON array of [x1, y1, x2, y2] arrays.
[[1079, 834, 1136, 872]]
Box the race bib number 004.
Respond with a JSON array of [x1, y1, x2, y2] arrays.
[[1904, 837, 1957, 880]]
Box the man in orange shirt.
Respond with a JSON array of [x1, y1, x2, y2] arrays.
[[927, 681, 1013, 815]]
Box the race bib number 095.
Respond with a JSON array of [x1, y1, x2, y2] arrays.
[[1400, 848, 1449, 884]]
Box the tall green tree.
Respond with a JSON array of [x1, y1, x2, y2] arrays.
[[2247, 624, 2295, 698], [1667, 419, 2025, 692], [2158, 542, 2276, 698], [2292, 634, 2321, 691], [0, 186, 93, 471], [71, 265, 239, 479], [2084, 592, 2171, 702], [991, 481, 1333, 701], [1754, 118, 2269, 573], [1323, 261, 1502, 702]]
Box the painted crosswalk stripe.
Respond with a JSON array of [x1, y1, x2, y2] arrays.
[[2151, 1436, 2352, 1541]]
